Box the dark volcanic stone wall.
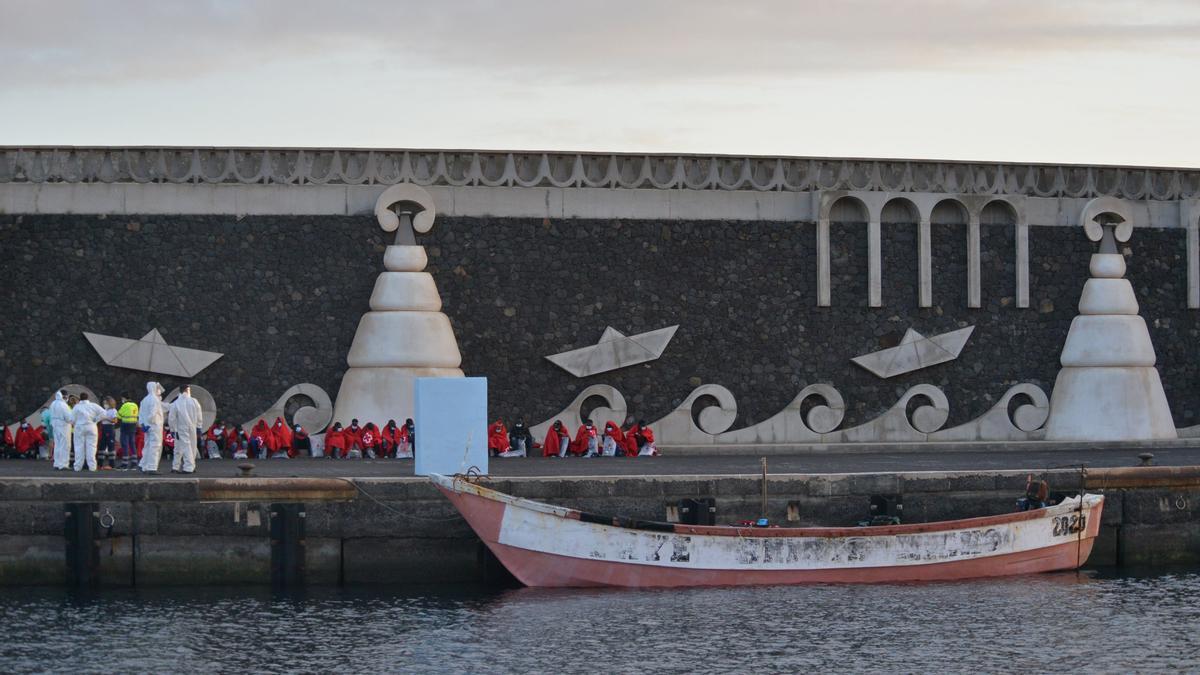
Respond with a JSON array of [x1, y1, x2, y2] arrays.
[[1, 214, 1197, 432], [0, 214, 379, 424]]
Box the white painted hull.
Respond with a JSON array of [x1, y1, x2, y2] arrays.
[[431, 474, 1105, 588]]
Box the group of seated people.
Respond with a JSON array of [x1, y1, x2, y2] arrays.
[[239, 417, 416, 460], [2, 421, 46, 458], [487, 418, 658, 458], [1, 415, 417, 463], [8, 413, 659, 462]]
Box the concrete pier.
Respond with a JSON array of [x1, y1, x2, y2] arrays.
[[1, 466, 1199, 586]]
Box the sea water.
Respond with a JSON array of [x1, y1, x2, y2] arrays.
[[1, 570, 1197, 673]]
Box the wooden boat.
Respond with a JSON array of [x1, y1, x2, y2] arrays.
[[431, 473, 1104, 588]]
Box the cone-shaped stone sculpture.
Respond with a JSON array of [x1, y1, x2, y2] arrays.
[[1043, 199, 1176, 441], [332, 185, 463, 427]]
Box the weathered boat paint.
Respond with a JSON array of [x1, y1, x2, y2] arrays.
[[431, 473, 1104, 588]]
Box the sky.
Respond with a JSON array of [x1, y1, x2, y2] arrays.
[[2, 0, 1199, 167]]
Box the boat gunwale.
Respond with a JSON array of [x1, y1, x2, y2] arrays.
[[430, 474, 1103, 539]]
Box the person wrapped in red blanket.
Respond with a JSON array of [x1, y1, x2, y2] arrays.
[[271, 417, 294, 458], [572, 419, 599, 457], [487, 419, 510, 457], [248, 420, 275, 459], [343, 419, 364, 459], [360, 422, 382, 459], [543, 420, 569, 458], [602, 421, 624, 457], [325, 422, 347, 459]]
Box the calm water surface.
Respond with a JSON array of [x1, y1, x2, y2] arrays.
[[1, 570, 1198, 674]]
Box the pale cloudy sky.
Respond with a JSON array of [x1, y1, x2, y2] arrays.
[[2, 0, 1198, 166]]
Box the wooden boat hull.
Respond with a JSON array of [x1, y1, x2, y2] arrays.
[[431, 474, 1104, 588]]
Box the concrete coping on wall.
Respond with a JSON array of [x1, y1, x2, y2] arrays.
[[0, 465, 1196, 504], [660, 438, 1200, 456]]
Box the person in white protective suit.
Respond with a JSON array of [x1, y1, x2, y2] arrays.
[[71, 392, 108, 472], [48, 390, 73, 471], [137, 382, 166, 474], [168, 386, 203, 474]]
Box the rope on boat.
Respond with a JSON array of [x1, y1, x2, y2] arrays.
[[351, 481, 467, 523]]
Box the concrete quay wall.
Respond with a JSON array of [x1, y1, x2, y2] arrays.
[[1, 467, 1198, 587]]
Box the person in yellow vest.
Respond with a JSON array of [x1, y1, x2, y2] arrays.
[[117, 396, 140, 471]]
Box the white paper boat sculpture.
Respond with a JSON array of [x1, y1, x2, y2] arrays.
[[83, 329, 223, 378], [851, 326, 974, 379], [546, 325, 678, 378]]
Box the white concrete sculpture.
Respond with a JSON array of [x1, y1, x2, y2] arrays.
[[243, 383, 334, 433], [546, 325, 678, 377], [834, 384, 951, 442], [647, 384, 739, 443], [83, 329, 222, 377], [714, 384, 846, 444], [530, 385, 628, 441], [851, 326, 974, 378], [331, 184, 464, 427], [1043, 198, 1177, 441], [930, 383, 1049, 442]]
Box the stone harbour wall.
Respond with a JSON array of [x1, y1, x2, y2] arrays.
[[0, 468, 1198, 586], [0, 214, 1196, 431]]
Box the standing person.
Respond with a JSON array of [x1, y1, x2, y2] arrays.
[[508, 419, 533, 458], [168, 386, 202, 474], [137, 382, 166, 474], [487, 419, 510, 457], [97, 396, 119, 470], [40, 406, 52, 458], [49, 390, 73, 471], [572, 419, 599, 457], [117, 396, 139, 470], [543, 420, 568, 458], [71, 393, 106, 472]]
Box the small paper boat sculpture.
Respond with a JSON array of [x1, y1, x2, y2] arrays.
[[83, 329, 223, 378], [431, 474, 1103, 588], [852, 326, 974, 379], [546, 325, 678, 378]]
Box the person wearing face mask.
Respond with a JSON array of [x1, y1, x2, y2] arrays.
[[49, 390, 74, 471], [137, 382, 166, 474], [205, 421, 227, 459], [168, 386, 203, 474], [324, 422, 347, 459]]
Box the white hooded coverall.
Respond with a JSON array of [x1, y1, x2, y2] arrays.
[[168, 391, 202, 473], [71, 399, 107, 471], [137, 382, 165, 472], [49, 392, 73, 470]]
